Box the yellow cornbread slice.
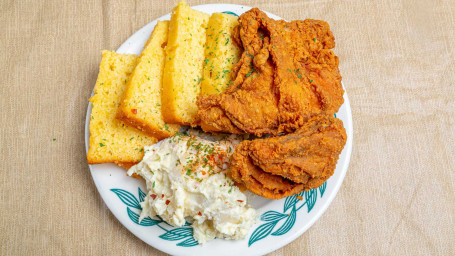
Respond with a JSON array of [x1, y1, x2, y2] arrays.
[[87, 51, 157, 165], [201, 13, 241, 95], [117, 21, 180, 140], [162, 0, 210, 125]]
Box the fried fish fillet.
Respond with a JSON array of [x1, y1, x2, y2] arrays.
[[229, 115, 347, 199], [197, 8, 344, 136]]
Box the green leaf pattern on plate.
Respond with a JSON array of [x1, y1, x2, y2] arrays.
[[127, 207, 162, 226], [221, 11, 239, 17], [159, 227, 193, 241], [248, 183, 327, 247], [271, 206, 297, 236], [260, 211, 288, 222], [111, 181, 326, 248], [110, 188, 197, 247], [111, 188, 141, 210], [138, 187, 147, 203], [248, 221, 279, 247]]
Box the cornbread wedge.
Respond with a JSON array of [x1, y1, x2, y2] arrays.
[[162, 1, 210, 124], [117, 21, 180, 140], [87, 51, 157, 166], [201, 13, 241, 95]]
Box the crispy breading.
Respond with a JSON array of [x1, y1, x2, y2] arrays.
[[229, 115, 347, 199], [197, 8, 344, 136]]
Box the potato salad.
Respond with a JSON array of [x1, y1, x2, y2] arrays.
[[128, 131, 257, 243]]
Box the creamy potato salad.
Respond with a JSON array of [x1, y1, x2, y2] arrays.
[[128, 131, 257, 243]]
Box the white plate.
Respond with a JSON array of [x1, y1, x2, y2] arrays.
[[85, 4, 353, 256]]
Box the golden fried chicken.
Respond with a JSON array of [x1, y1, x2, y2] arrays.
[[197, 8, 344, 136], [229, 116, 347, 199]]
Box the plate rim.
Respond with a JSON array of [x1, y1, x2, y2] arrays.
[[85, 3, 353, 255]]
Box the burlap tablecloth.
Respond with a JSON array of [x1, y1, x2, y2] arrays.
[[1, 0, 454, 255]]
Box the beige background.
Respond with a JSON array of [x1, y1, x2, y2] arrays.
[[1, 0, 454, 255]]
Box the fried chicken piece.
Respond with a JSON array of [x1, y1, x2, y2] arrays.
[[197, 8, 344, 136], [230, 141, 305, 199], [198, 55, 279, 135], [229, 116, 347, 199], [198, 29, 279, 135]]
